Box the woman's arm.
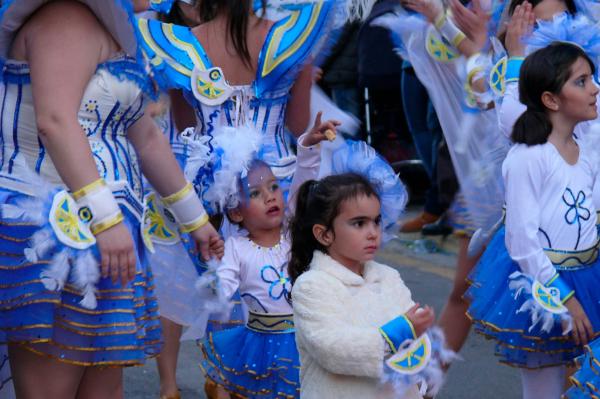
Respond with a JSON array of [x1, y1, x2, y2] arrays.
[[127, 113, 222, 260], [25, 2, 137, 285], [285, 64, 312, 137]]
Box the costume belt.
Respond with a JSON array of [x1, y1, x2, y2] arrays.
[[246, 311, 294, 334]]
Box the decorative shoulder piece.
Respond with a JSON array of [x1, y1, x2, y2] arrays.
[[142, 192, 181, 252], [148, 0, 175, 13], [256, 1, 335, 97], [161, 182, 209, 233], [191, 67, 234, 106], [379, 314, 417, 353], [425, 26, 460, 63], [72, 178, 123, 236]]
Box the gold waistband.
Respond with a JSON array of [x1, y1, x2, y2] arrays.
[[246, 311, 294, 334], [544, 238, 600, 268]]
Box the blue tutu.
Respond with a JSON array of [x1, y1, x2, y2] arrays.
[[0, 189, 161, 366], [565, 339, 600, 398], [466, 226, 600, 368], [200, 312, 300, 398]]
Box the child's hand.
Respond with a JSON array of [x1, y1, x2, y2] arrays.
[[565, 297, 594, 345], [188, 223, 221, 261], [406, 303, 436, 337], [504, 2, 535, 57], [303, 111, 341, 147], [209, 236, 225, 260]]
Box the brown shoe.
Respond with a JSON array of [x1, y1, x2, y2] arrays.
[[400, 212, 440, 233]]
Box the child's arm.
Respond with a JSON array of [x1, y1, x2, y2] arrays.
[[293, 270, 421, 379], [215, 237, 242, 301], [288, 112, 340, 214]]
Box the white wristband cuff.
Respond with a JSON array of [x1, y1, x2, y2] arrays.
[[72, 179, 123, 235], [161, 183, 208, 232], [435, 13, 466, 47]]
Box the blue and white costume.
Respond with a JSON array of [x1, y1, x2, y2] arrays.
[[0, 0, 161, 367], [466, 140, 600, 368]]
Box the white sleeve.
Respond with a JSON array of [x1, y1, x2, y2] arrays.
[[287, 133, 321, 216], [498, 82, 525, 139], [216, 238, 241, 300], [504, 149, 556, 284]]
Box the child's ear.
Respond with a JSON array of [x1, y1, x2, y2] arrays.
[[312, 224, 333, 247], [227, 208, 244, 224], [541, 91, 560, 112]]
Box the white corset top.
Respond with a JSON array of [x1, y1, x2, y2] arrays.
[[0, 55, 146, 199]]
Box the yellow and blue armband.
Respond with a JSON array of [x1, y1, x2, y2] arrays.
[[532, 272, 574, 314], [505, 57, 525, 84], [379, 314, 417, 353]]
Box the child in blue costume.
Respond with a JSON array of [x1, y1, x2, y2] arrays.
[[0, 0, 221, 397], [466, 43, 600, 399]]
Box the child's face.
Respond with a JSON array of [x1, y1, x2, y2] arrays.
[[234, 165, 285, 233], [554, 57, 599, 123], [326, 194, 382, 271]]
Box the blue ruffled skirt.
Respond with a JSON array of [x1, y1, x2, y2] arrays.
[[466, 226, 600, 368], [565, 341, 600, 398], [0, 189, 161, 366], [199, 312, 300, 398]]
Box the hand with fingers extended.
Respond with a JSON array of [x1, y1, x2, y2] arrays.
[[405, 303, 436, 337], [505, 2, 535, 57], [189, 222, 224, 262], [450, 0, 490, 54], [565, 297, 594, 346], [303, 111, 341, 147], [401, 0, 443, 23], [95, 222, 137, 287]]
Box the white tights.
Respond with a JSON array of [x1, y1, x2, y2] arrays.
[[520, 366, 565, 399]]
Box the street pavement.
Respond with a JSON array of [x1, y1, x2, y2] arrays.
[[124, 214, 521, 399]]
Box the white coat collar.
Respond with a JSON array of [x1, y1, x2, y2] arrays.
[[310, 250, 383, 286]]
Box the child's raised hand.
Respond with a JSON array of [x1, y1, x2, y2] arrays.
[[505, 2, 535, 57], [303, 111, 341, 147], [406, 303, 436, 337], [565, 297, 594, 345]]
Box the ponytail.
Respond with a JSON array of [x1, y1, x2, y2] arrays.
[[511, 109, 552, 145], [288, 180, 325, 287]]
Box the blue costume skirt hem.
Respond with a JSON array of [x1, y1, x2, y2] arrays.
[[0, 189, 162, 367], [465, 226, 600, 369], [565, 341, 600, 398], [199, 326, 300, 399]]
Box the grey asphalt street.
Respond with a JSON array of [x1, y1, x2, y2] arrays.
[[124, 224, 521, 399]]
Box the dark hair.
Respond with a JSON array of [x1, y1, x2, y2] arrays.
[[511, 42, 595, 145], [197, 0, 266, 67], [508, 0, 576, 16], [288, 173, 379, 286]]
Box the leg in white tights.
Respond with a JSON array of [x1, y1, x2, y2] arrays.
[[520, 366, 565, 399]]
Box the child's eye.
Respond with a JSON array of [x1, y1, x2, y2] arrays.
[[375, 216, 382, 226], [248, 190, 260, 199], [270, 183, 280, 192], [576, 77, 586, 87], [353, 220, 364, 228]]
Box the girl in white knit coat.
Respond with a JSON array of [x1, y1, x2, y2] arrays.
[[289, 173, 435, 399]]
